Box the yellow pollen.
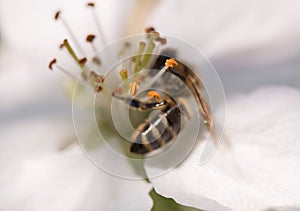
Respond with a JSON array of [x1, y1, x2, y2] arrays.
[[119, 69, 128, 81], [148, 91, 161, 101], [129, 82, 139, 96], [165, 58, 178, 68]]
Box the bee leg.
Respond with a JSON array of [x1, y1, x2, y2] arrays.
[[112, 93, 167, 111]]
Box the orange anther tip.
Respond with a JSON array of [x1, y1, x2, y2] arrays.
[[165, 58, 178, 68], [148, 90, 161, 100]]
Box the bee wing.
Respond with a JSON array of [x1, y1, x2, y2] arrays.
[[190, 79, 212, 128], [168, 64, 212, 129]]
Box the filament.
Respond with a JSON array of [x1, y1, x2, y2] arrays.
[[54, 11, 85, 56], [87, 2, 108, 46]]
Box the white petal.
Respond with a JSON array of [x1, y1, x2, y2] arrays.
[[147, 86, 300, 211], [148, 0, 300, 60], [0, 46, 153, 211], [146, 0, 300, 94], [0, 0, 135, 65], [0, 150, 153, 211]]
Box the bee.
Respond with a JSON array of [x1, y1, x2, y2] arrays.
[[50, 6, 211, 155], [113, 51, 212, 154]]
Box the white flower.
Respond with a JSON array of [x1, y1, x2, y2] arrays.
[[2, 0, 300, 210], [146, 0, 300, 94], [147, 86, 300, 210]]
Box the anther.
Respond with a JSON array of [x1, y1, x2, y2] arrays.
[[148, 90, 161, 101], [48, 58, 57, 70], [165, 58, 178, 68], [90, 71, 104, 92], [129, 82, 139, 96], [95, 86, 103, 92], [138, 58, 174, 92], [87, 2, 95, 7], [86, 34, 96, 43], [157, 37, 167, 45], [92, 57, 101, 65], [54, 11, 61, 20], [48, 58, 76, 79], [86, 34, 99, 54], [79, 57, 87, 66], [145, 27, 156, 33], [90, 71, 105, 83], [119, 69, 128, 81], [59, 42, 64, 49], [149, 32, 160, 40]]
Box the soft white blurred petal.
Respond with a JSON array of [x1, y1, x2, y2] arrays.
[[0, 0, 136, 69], [0, 148, 153, 211], [147, 0, 300, 94], [0, 47, 153, 210], [147, 86, 300, 211]]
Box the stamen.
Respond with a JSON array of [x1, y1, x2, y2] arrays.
[[85, 34, 102, 66], [79, 57, 87, 66], [138, 58, 176, 92], [87, 2, 107, 46], [92, 57, 101, 66], [48, 58, 76, 79], [149, 32, 160, 40], [119, 69, 128, 81], [129, 82, 139, 96], [95, 86, 103, 92], [157, 37, 167, 45], [56, 65, 77, 79], [145, 27, 166, 45], [54, 10, 84, 55], [147, 90, 161, 101], [59, 43, 64, 49], [62, 39, 87, 69], [62, 39, 81, 66], [165, 58, 178, 67], [54, 11, 61, 20], [134, 42, 146, 73], [86, 34, 96, 42], [139, 41, 155, 70], [48, 58, 57, 70], [87, 2, 95, 7], [145, 26, 156, 34], [90, 71, 105, 92], [61, 39, 90, 79], [90, 71, 105, 83], [86, 34, 97, 52]]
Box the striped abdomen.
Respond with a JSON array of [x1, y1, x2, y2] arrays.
[[130, 102, 185, 154]]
